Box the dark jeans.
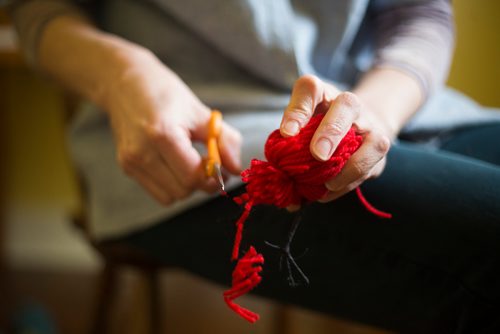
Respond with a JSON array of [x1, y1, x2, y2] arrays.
[[119, 123, 500, 334]]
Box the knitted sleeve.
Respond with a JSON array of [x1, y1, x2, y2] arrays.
[[6, 0, 88, 66], [370, 0, 455, 98]]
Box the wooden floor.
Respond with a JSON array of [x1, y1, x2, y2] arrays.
[[1, 268, 393, 334]]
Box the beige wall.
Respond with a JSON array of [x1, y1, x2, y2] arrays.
[[2, 69, 79, 210], [447, 0, 500, 107]]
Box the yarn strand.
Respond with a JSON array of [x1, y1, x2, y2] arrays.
[[264, 210, 309, 286], [223, 246, 264, 323], [356, 187, 392, 219]]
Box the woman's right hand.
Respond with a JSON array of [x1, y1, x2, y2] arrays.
[[102, 48, 242, 205], [34, 15, 241, 206]]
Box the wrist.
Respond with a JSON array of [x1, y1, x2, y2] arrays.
[[38, 15, 155, 111], [353, 67, 423, 139], [359, 101, 400, 141], [97, 40, 156, 111], [89, 35, 156, 111]]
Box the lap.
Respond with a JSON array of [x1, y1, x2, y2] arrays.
[[119, 124, 500, 333]]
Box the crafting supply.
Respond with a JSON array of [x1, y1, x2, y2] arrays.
[[232, 113, 391, 260], [225, 112, 392, 322], [205, 110, 225, 191], [223, 246, 264, 323]]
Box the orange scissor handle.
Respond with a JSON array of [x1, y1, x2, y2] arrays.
[[208, 110, 222, 139], [205, 110, 222, 177]]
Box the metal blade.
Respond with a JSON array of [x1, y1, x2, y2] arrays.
[[214, 164, 225, 191]]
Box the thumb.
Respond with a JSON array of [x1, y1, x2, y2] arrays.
[[191, 111, 242, 175], [219, 122, 242, 175], [280, 75, 340, 137]]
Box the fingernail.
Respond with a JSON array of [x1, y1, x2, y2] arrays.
[[314, 138, 333, 160], [283, 120, 300, 136], [325, 181, 341, 192]]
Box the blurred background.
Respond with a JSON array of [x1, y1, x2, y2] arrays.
[[0, 1, 499, 333]]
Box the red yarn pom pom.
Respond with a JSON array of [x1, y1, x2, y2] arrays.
[[243, 114, 363, 208], [224, 113, 392, 323], [231, 113, 391, 260]]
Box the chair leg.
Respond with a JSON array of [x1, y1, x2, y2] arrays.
[[0, 263, 13, 331], [90, 263, 118, 334], [274, 304, 289, 334], [145, 269, 161, 334]]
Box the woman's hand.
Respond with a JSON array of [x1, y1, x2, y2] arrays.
[[103, 49, 242, 205], [280, 75, 394, 203], [37, 16, 242, 206]]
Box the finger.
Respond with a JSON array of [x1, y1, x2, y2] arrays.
[[319, 158, 387, 203], [286, 204, 301, 212], [218, 122, 243, 175], [325, 130, 390, 192], [199, 177, 221, 194], [150, 124, 207, 189], [190, 108, 243, 177], [118, 137, 196, 201], [318, 187, 352, 203], [370, 157, 387, 179], [190, 108, 242, 175], [280, 75, 340, 137], [143, 155, 194, 200], [310, 92, 361, 161], [125, 166, 174, 206], [118, 148, 175, 204]]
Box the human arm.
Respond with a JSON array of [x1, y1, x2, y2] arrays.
[[280, 0, 454, 201], [8, 0, 242, 205]]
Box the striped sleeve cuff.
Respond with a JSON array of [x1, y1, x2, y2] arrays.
[[371, 0, 455, 99], [7, 0, 87, 66]]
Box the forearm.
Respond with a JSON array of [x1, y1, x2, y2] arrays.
[[353, 0, 454, 139], [353, 67, 422, 139], [8, 0, 152, 110], [38, 15, 151, 109], [370, 0, 454, 97]]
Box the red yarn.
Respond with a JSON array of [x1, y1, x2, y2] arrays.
[[355, 187, 392, 219], [223, 246, 264, 323], [231, 113, 391, 260], [243, 114, 362, 208], [232, 194, 252, 260], [225, 113, 392, 322]]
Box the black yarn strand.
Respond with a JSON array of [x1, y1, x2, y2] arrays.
[[265, 209, 309, 287]]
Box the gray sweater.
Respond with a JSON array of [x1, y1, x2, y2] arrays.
[[9, 0, 500, 239]]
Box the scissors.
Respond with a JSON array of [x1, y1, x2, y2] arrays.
[[205, 110, 225, 191]]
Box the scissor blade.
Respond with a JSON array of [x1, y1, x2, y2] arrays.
[[214, 164, 225, 191]]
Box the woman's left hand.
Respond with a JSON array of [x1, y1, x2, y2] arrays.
[[280, 75, 394, 203]]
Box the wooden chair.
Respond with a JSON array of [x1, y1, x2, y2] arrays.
[[63, 93, 164, 333], [70, 177, 164, 334]]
